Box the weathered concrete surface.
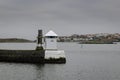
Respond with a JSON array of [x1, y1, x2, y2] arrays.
[[0, 49, 45, 63], [45, 50, 66, 63], [0, 49, 66, 64]]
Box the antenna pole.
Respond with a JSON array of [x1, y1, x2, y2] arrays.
[[36, 29, 44, 50]]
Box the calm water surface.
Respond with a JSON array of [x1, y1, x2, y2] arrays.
[[0, 43, 120, 80]]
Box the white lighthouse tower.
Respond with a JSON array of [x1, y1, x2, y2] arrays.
[[44, 30, 66, 63], [45, 30, 58, 50]]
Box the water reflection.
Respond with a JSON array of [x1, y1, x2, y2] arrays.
[[34, 64, 45, 80], [34, 64, 66, 80]]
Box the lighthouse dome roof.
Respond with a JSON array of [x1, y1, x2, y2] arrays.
[[45, 30, 58, 36]]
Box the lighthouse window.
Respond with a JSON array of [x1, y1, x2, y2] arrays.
[[46, 36, 57, 38]]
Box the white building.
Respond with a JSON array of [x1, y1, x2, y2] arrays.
[[45, 30, 58, 50], [44, 30, 66, 61]]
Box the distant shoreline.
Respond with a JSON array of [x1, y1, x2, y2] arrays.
[[0, 38, 35, 43], [0, 38, 119, 44]]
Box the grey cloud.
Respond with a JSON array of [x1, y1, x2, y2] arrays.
[[0, 0, 120, 39]]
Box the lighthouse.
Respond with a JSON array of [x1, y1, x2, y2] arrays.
[[45, 30, 58, 50], [44, 30, 66, 63]]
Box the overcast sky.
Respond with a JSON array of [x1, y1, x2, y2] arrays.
[[0, 0, 120, 40]]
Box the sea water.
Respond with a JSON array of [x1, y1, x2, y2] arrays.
[[0, 43, 120, 80]]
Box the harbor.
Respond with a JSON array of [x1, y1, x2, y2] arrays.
[[0, 30, 66, 64]]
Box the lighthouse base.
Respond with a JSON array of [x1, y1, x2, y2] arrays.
[[45, 50, 66, 63]]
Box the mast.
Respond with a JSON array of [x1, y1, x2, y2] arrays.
[[37, 29, 43, 46], [36, 29, 44, 50]]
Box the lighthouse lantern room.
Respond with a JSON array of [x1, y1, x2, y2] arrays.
[[45, 30, 58, 50]]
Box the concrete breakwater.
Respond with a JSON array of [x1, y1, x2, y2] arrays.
[[0, 49, 66, 63], [0, 49, 45, 63], [0, 30, 66, 64]]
